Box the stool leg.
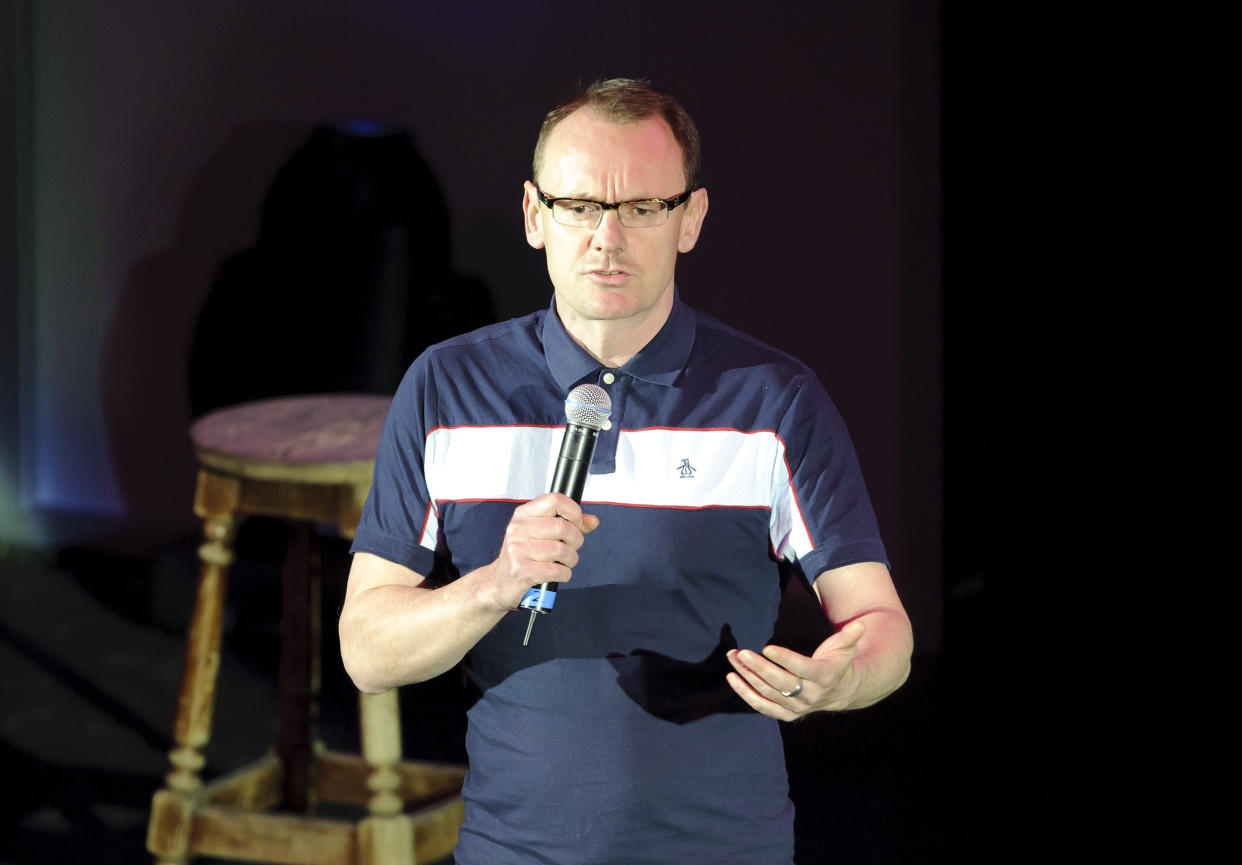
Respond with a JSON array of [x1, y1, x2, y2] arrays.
[[308, 530, 324, 794], [358, 689, 415, 865], [276, 524, 317, 812], [170, 512, 236, 791], [148, 505, 237, 864]]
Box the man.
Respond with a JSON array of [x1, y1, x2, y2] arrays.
[[340, 78, 913, 864]]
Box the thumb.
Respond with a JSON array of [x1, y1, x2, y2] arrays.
[[815, 620, 865, 657]]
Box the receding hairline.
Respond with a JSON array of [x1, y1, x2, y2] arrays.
[[534, 108, 680, 182], [531, 79, 702, 191]]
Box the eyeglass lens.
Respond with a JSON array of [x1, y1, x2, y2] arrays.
[[552, 200, 669, 228]]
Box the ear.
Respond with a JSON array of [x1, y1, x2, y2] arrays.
[[523, 181, 545, 249], [677, 187, 709, 253]]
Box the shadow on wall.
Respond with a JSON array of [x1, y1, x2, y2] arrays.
[[102, 123, 494, 527], [188, 122, 495, 416]]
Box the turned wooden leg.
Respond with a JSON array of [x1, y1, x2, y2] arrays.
[[168, 511, 236, 791], [309, 530, 323, 794], [276, 524, 313, 812], [148, 470, 241, 864], [149, 472, 241, 863], [358, 689, 415, 864]]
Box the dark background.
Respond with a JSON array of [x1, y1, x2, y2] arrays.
[[1, 1, 1057, 862]]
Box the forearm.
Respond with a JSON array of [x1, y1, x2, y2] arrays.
[[339, 560, 509, 693], [835, 605, 914, 710], [341, 495, 597, 693]]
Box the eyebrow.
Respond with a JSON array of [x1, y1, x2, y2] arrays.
[[559, 192, 663, 203]]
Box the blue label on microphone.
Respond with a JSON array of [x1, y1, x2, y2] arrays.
[[519, 587, 556, 611]]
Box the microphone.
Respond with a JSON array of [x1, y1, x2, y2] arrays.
[[520, 383, 613, 646]]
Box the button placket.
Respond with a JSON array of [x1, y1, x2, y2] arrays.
[[593, 370, 623, 473]]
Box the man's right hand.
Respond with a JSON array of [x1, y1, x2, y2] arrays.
[[483, 492, 600, 611]]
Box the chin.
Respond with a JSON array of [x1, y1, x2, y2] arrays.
[[587, 296, 648, 321]]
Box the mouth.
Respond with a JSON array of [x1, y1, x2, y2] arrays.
[[583, 264, 632, 285], [586, 269, 631, 286]]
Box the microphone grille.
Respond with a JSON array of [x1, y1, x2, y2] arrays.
[[564, 383, 613, 430]]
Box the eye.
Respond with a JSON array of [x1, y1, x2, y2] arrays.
[[623, 201, 665, 218], [560, 200, 600, 216]]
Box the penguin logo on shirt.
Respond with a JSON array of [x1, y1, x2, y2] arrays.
[[676, 458, 696, 478]]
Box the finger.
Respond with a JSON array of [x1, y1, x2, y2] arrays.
[[728, 648, 780, 679], [497, 539, 576, 578], [543, 513, 587, 549], [730, 648, 796, 684], [725, 671, 799, 722], [728, 650, 804, 703], [501, 514, 585, 565], [517, 492, 580, 522], [533, 494, 601, 536], [757, 644, 815, 680], [526, 527, 586, 563], [545, 492, 587, 522], [509, 509, 587, 547]]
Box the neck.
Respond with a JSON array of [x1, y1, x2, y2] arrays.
[[557, 297, 673, 369], [568, 326, 642, 369]]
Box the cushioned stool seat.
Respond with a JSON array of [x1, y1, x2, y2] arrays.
[[147, 394, 464, 865]]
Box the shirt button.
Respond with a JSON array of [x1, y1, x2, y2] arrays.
[[602, 372, 616, 384]]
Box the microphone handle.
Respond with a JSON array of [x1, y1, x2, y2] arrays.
[[519, 422, 599, 642], [550, 422, 597, 502]]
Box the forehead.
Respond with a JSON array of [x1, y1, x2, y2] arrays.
[[538, 109, 686, 196]]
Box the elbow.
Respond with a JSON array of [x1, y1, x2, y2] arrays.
[[341, 653, 391, 696], [338, 611, 388, 695], [892, 654, 913, 694], [890, 619, 915, 692], [341, 652, 387, 695], [871, 611, 915, 699]]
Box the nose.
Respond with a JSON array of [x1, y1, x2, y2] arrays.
[[591, 209, 625, 254]]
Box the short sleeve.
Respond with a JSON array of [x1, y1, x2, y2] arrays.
[[350, 358, 440, 577], [770, 373, 888, 582]]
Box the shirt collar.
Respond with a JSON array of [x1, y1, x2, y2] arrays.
[[540, 289, 696, 392]]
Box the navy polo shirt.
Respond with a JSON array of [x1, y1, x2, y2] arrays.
[[353, 293, 887, 865]]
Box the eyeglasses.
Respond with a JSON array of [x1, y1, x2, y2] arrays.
[[536, 187, 694, 229]]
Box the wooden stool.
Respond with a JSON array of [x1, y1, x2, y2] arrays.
[[147, 394, 465, 865]]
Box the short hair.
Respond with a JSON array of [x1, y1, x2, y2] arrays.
[[532, 78, 702, 191]]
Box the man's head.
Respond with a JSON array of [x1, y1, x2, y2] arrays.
[[523, 79, 708, 362]]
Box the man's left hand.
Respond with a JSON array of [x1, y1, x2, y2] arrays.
[[725, 620, 867, 721]]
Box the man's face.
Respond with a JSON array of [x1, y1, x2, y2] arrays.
[[523, 109, 708, 343]]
